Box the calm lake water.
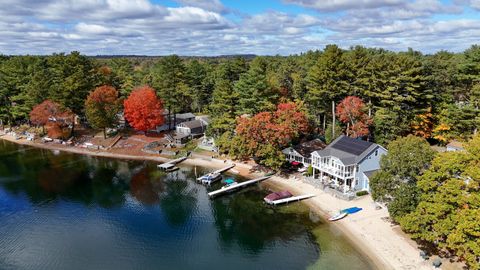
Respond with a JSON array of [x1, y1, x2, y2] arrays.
[[0, 140, 374, 270]]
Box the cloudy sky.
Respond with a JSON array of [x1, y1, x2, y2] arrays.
[[1, 0, 479, 55]]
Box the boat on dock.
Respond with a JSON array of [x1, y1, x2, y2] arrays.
[[264, 191, 293, 204], [328, 212, 348, 221], [208, 176, 271, 198], [221, 178, 238, 189], [198, 172, 222, 185], [197, 164, 236, 185], [157, 156, 187, 172], [266, 193, 316, 206]]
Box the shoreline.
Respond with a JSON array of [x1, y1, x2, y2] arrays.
[[0, 135, 433, 270]]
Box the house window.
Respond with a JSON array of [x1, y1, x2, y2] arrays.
[[375, 150, 378, 156], [355, 179, 359, 185]]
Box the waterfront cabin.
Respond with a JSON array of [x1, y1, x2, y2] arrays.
[[311, 135, 387, 193], [176, 119, 208, 137], [282, 139, 326, 166], [156, 112, 196, 132]]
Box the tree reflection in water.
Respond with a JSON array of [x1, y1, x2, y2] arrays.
[[211, 189, 322, 255], [158, 169, 198, 227]]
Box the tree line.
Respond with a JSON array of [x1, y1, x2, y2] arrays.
[[1, 45, 478, 144]]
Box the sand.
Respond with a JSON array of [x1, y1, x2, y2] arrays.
[[0, 135, 448, 270]]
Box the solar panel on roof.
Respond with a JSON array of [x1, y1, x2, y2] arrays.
[[331, 136, 373, 156]]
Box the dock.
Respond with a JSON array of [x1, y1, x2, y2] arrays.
[[157, 156, 187, 171], [208, 176, 271, 198], [268, 194, 316, 206], [212, 164, 235, 174]]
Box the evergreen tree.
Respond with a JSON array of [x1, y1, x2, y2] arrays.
[[234, 57, 278, 115]]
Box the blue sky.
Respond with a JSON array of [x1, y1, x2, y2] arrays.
[[0, 0, 479, 55]]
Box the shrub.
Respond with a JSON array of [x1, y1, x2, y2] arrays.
[[356, 190, 369, 196]]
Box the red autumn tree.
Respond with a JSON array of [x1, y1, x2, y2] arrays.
[[336, 96, 372, 138], [30, 100, 62, 132], [236, 102, 309, 149], [85, 85, 122, 139], [123, 86, 164, 132]]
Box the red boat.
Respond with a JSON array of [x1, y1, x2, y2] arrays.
[[264, 191, 293, 204]]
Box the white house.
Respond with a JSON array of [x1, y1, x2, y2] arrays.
[[311, 135, 387, 193], [282, 139, 326, 166]]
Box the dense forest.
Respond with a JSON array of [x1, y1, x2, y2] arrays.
[[1, 45, 479, 146]]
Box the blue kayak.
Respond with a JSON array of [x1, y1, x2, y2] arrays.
[[341, 207, 362, 214]]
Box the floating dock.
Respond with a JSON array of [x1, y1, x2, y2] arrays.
[[268, 194, 316, 206], [196, 164, 235, 182], [157, 156, 187, 171], [208, 176, 271, 198]]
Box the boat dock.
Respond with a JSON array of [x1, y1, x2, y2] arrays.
[[196, 164, 235, 182], [157, 156, 187, 171], [208, 176, 271, 198], [268, 194, 316, 206]]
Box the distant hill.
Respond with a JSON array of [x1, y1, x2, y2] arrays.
[[91, 54, 257, 60]]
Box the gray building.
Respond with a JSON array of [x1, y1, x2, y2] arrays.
[[311, 135, 387, 193], [176, 119, 208, 137]]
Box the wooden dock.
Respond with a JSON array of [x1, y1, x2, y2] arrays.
[[268, 194, 316, 206], [157, 156, 187, 170], [212, 164, 235, 174], [208, 176, 271, 198]]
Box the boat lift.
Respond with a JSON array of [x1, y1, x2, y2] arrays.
[[196, 164, 235, 182], [267, 194, 316, 206], [208, 176, 271, 198]]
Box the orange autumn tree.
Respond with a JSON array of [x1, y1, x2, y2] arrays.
[[123, 86, 164, 132], [336, 96, 372, 138], [233, 102, 309, 168], [85, 85, 122, 139], [410, 107, 434, 139], [30, 100, 63, 133]]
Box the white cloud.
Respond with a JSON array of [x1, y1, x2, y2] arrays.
[[174, 0, 228, 14], [0, 0, 478, 55], [283, 0, 403, 11]]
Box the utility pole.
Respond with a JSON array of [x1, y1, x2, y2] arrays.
[[332, 100, 335, 139]]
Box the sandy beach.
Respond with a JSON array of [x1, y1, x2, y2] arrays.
[[0, 135, 453, 270]]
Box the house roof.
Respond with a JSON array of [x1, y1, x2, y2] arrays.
[[283, 139, 326, 158], [363, 169, 378, 179], [197, 115, 211, 124], [313, 135, 381, 165], [176, 113, 196, 119], [178, 119, 207, 130]]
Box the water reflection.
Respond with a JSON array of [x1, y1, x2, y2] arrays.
[[211, 189, 321, 255], [0, 140, 373, 270]]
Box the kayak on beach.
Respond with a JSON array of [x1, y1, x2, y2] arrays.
[[341, 207, 362, 214], [328, 212, 348, 221]]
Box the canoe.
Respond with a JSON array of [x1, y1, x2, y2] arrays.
[[341, 207, 362, 214], [328, 212, 348, 221]]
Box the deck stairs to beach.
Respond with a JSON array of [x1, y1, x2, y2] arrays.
[[164, 133, 174, 143], [107, 135, 122, 149]]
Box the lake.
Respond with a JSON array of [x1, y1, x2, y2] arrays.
[[0, 140, 374, 270]]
